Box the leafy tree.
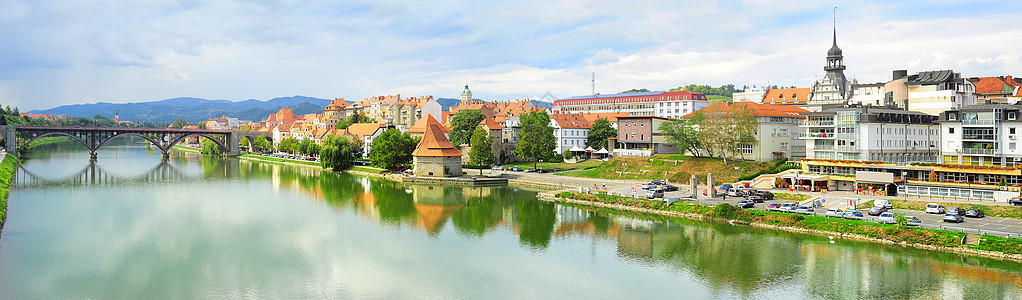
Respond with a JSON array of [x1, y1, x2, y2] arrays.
[[346, 112, 372, 124], [320, 135, 362, 170], [277, 137, 300, 154], [894, 211, 908, 226], [586, 118, 616, 149], [513, 110, 556, 169], [254, 136, 272, 152], [197, 121, 207, 129], [200, 138, 223, 155], [369, 129, 418, 170], [469, 127, 495, 167], [620, 88, 651, 93], [306, 142, 321, 157], [695, 104, 757, 164], [562, 149, 572, 161], [449, 109, 486, 146], [298, 139, 312, 156], [170, 118, 189, 128], [660, 114, 704, 156]]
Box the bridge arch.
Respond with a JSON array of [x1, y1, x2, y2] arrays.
[[94, 132, 170, 155], [166, 133, 229, 153], [17, 132, 92, 154]]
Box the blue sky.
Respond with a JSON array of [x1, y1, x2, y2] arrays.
[[2, 0, 1021, 111]]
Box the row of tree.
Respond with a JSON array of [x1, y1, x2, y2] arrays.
[[658, 105, 758, 164], [668, 84, 741, 97]]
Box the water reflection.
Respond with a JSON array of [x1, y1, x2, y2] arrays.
[[4, 141, 1022, 299]]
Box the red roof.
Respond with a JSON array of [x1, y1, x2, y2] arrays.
[[325, 98, 351, 111], [762, 88, 810, 104], [970, 76, 1022, 95], [682, 102, 809, 118], [549, 112, 591, 129], [479, 118, 501, 130], [413, 123, 462, 157], [406, 115, 449, 133], [345, 123, 385, 137]]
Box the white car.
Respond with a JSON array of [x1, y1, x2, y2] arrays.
[[778, 203, 797, 212], [925, 203, 945, 214], [877, 212, 896, 224], [906, 216, 922, 226], [793, 206, 815, 215], [824, 208, 843, 217], [873, 199, 893, 209]]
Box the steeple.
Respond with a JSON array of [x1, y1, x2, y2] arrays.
[[812, 6, 849, 103], [827, 8, 842, 57], [460, 82, 473, 102]]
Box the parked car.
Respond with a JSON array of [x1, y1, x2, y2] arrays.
[[740, 189, 758, 197], [867, 206, 886, 216], [877, 212, 896, 224], [824, 208, 844, 217], [753, 191, 774, 200], [925, 203, 945, 214], [1010, 197, 1022, 207], [524, 168, 536, 172], [510, 166, 524, 172], [943, 213, 964, 223], [778, 203, 797, 212], [765, 203, 781, 211], [492, 166, 506, 171], [646, 189, 664, 199], [842, 210, 865, 220], [736, 200, 754, 209], [965, 209, 985, 218], [746, 195, 764, 203], [661, 184, 679, 192], [642, 182, 660, 190], [873, 199, 893, 209], [946, 206, 965, 216], [793, 206, 815, 215], [906, 216, 922, 226], [727, 188, 742, 197]]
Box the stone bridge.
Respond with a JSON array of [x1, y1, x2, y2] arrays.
[[0, 125, 272, 159]]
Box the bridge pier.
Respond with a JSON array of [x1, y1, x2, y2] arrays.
[[89, 151, 98, 160], [161, 151, 170, 160]]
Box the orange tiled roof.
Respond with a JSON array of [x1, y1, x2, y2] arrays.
[[479, 118, 501, 130], [413, 123, 462, 157], [550, 112, 591, 129], [346, 123, 385, 137], [970, 76, 1022, 95], [325, 98, 351, 111], [682, 102, 808, 118], [580, 112, 631, 124], [406, 115, 449, 133], [762, 88, 810, 104]]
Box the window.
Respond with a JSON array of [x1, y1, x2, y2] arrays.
[[949, 113, 957, 121], [949, 128, 955, 134], [1011, 142, 1017, 151], [739, 144, 753, 154], [1011, 112, 1017, 120], [780, 142, 788, 150], [1012, 127, 1017, 134]]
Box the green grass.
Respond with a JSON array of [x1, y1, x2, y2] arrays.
[[774, 193, 811, 202], [24, 136, 71, 149], [502, 159, 602, 171], [351, 166, 388, 174], [240, 154, 322, 167], [562, 154, 778, 183], [881, 199, 1022, 220], [0, 154, 17, 226], [971, 235, 1022, 255]]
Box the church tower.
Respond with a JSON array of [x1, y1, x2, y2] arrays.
[[461, 83, 472, 102], [809, 8, 849, 107]]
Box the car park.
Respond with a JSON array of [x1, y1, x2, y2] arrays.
[[946, 206, 965, 216], [867, 206, 886, 216], [877, 212, 896, 224], [965, 209, 985, 218], [842, 210, 864, 220], [746, 195, 764, 203], [793, 206, 815, 215], [524, 168, 536, 172], [765, 203, 780, 211], [824, 208, 843, 217], [740, 189, 758, 197], [646, 189, 664, 199], [925, 203, 945, 214], [736, 200, 754, 209], [492, 166, 505, 171], [753, 191, 774, 200], [778, 203, 796, 212], [906, 216, 922, 226], [727, 188, 742, 197], [943, 213, 964, 223]]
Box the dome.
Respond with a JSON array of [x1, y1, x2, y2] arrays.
[[828, 44, 842, 57], [461, 84, 472, 96]]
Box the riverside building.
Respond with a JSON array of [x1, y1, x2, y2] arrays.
[[552, 91, 709, 119]]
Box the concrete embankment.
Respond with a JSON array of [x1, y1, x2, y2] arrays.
[[535, 191, 1022, 263]]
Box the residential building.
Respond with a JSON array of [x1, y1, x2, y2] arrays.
[[966, 76, 1022, 105], [384, 96, 442, 131], [615, 116, 676, 157], [884, 69, 976, 115], [733, 87, 768, 103], [412, 123, 462, 177], [684, 102, 809, 161], [324, 98, 352, 120], [802, 106, 940, 163], [549, 112, 591, 154], [938, 104, 1022, 167], [338, 123, 387, 159], [848, 83, 886, 107], [762, 88, 811, 106], [553, 90, 709, 119], [204, 115, 240, 130], [264, 108, 298, 128]]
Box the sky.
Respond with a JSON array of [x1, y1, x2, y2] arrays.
[[2, 0, 1021, 111]]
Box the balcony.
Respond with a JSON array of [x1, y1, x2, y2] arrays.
[[801, 120, 834, 127], [962, 134, 995, 141], [800, 132, 835, 139], [961, 148, 996, 155], [961, 119, 995, 126]]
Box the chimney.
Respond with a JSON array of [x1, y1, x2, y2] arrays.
[[893, 70, 908, 80]]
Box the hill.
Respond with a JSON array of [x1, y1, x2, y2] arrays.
[[29, 96, 333, 123]]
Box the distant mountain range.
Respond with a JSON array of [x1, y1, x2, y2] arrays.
[[29, 96, 334, 123], [30, 95, 555, 123]]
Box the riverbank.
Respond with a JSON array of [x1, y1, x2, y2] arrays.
[[537, 191, 1022, 262], [0, 153, 17, 232]]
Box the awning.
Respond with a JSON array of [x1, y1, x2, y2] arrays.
[[595, 147, 609, 154], [776, 173, 828, 180], [584, 146, 595, 152], [569, 146, 585, 152]]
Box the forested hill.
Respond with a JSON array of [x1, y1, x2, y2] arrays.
[[29, 96, 333, 123]]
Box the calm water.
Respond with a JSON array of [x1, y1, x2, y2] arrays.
[[1, 140, 1021, 299]]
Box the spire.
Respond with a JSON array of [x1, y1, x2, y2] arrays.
[[827, 6, 842, 57]]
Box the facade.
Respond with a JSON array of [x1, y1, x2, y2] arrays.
[[384, 96, 442, 131], [684, 102, 809, 161], [324, 98, 352, 120], [549, 112, 591, 154], [802, 107, 940, 163], [848, 83, 886, 107], [553, 91, 709, 119], [808, 24, 850, 107], [615, 116, 677, 157], [733, 87, 768, 103], [966, 76, 1022, 105], [762, 88, 811, 106], [883, 70, 976, 115], [338, 123, 387, 159], [264, 108, 298, 128], [939, 104, 1022, 167], [412, 123, 463, 177]]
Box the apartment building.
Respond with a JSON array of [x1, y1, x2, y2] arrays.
[[549, 112, 590, 154], [553, 91, 709, 119], [938, 104, 1022, 167], [683, 102, 809, 161], [884, 70, 977, 116], [615, 116, 677, 157], [966, 76, 1022, 105], [802, 107, 940, 163]]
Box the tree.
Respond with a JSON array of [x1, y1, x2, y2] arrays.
[[660, 114, 704, 156], [469, 127, 495, 169], [277, 137, 300, 154], [695, 104, 757, 164], [369, 129, 418, 170], [513, 110, 556, 169], [254, 136, 272, 153], [586, 118, 616, 149], [449, 109, 486, 146], [170, 118, 189, 128], [894, 211, 908, 226], [197, 121, 207, 129], [298, 139, 312, 156], [320, 135, 362, 170], [200, 138, 223, 155]]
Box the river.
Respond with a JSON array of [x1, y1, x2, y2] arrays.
[[1, 139, 1020, 299]]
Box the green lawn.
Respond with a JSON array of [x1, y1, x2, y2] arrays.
[[351, 166, 389, 174], [880, 199, 1022, 220], [240, 154, 322, 167], [502, 159, 602, 171], [0, 154, 17, 225], [561, 154, 778, 183]]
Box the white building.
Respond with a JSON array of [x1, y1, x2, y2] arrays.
[[549, 113, 590, 154], [938, 104, 1022, 167], [848, 83, 886, 107], [553, 90, 709, 119], [884, 69, 977, 116], [733, 87, 768, 103], [802, 107, 941, 163]]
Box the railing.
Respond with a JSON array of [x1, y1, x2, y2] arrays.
[[961, 148, 996, 155], [961, 119, 995, 125], [801, 132, 835, 139], [962, 135, 996, 140], [801, 121, 834, 126]]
